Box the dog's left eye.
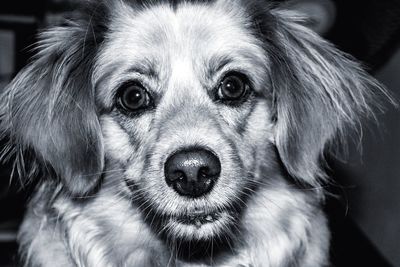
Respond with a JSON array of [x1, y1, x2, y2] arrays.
[[116, 82, 152, 113], [217, 73, 249, 103]]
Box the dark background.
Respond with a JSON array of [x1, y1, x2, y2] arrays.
[[0, 0, 399, 266]]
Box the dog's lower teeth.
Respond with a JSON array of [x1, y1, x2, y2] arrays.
[[195, 220, 202, 228], [177, 212, 221, 225], [205, 215, 213, 221]]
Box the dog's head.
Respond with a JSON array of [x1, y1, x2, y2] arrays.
[[1, 0, 386, 255]]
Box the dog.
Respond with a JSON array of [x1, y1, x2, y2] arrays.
[[0, 0, 389, 266]]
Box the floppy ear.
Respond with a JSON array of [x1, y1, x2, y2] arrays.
[[0, 18, 105, 196], [280, 0, 336, 35], [268, 8, 388, 185]]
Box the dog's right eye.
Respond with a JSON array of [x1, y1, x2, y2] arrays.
[[116, 82, 152, 113], [216, 72, 250, 105]]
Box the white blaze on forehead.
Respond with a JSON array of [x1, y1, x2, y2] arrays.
[[106, 0, 257, 55], [94, 0, 268, 101]]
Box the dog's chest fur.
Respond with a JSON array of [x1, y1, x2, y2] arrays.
[[18, 176, 328, 267]]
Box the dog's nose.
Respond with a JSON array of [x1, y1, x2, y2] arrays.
[[164, 148, 221, 198]]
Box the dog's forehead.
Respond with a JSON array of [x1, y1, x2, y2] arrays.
[[95, 0, 268, 98], [107, 1, 258, 57]]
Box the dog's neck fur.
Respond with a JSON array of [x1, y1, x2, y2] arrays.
[[18, 170, 329, 267]]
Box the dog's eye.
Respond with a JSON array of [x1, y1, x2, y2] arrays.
[[117, 83, 152, 112], [218, 73, 248, 102]]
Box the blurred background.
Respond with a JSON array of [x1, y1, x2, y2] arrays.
[[0, 0, 399, 266]]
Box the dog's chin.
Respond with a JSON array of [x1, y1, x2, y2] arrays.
[[156, 209, 240, 262], [127, 181, 245, 260]]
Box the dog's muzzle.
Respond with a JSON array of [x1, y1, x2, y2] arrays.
[[164, 148, 221, 198]]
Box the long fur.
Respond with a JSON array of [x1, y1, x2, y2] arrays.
[[0, 0, 389, 266]]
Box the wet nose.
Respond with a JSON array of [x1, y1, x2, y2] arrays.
[[164, 148, 221, 198]]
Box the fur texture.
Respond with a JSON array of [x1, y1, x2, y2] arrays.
[[0, 0, 388, 266]]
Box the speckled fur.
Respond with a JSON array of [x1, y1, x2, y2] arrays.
[[0, 0, 386, 266]]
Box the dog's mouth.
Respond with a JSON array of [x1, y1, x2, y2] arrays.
[[159, 207, 240, 243], [160, 208, 240, 262], [127, 180, 250, 262], [174, 210, 223, 227]]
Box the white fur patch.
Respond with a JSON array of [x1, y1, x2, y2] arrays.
[[100, 115, 134, 162]]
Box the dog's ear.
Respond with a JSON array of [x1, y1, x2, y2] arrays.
[[0, 18, 105, 196], [267, 8, 389, 185], [279, 0, 336, 35]]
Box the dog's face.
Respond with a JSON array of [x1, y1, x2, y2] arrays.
[[96, 1, 273, 243], [1, 0, 384, 258]]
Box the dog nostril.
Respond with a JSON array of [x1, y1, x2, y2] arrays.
[[199, 166, 210, 177], [170, 170, 185, 182], [164, 148, 221, 198]]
